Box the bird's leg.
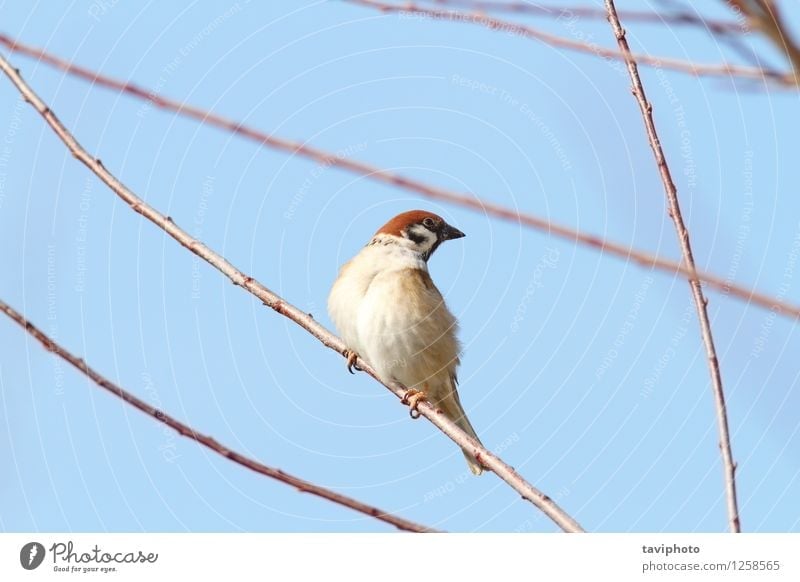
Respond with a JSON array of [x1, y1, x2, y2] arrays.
[[344, 349, 362, 374], [401, 387, 427, 419]]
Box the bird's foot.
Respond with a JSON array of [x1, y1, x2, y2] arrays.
[[401, 389, 427, 419], [344, 349, 362, 374]]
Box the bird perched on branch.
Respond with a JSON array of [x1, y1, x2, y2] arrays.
[[328, 210, 484, 475]]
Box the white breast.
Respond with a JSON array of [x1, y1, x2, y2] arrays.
[[327, 241, 427, 358]]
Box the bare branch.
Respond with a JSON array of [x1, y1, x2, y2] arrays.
[[422, 0, 760, 67], [344, 0, 791, 84], [604, 0, 741, 533], [422, 0, 744, 36], [0, 299, 438, 533], [0, 53, 585, 533], [724, 0, 800, 83], [2, 35, 798, 322]]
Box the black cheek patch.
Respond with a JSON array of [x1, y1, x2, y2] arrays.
[[406, 230, 428, 245]]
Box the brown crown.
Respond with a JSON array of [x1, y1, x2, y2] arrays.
[[374, 210, 443, 237]]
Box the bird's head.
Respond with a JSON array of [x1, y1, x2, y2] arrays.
[[372, 210, 465, 260]]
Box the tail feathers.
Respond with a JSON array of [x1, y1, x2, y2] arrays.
[[440, 397, 485, 476]]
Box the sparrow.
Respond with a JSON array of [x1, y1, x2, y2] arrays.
[[328, 210, 484, 475]]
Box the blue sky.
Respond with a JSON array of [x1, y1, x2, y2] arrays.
[[1, 0, 799, 532]]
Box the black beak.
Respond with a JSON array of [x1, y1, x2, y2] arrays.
[[442, 223, 465, 240]]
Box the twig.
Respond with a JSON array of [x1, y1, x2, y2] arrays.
[[344, 0, 790, 84], [2, 35, 798, 322], [423, 0, 744, 36], [0, 299, 437, 533], [0, 53, 585, 533], [423, 0, 760, 68], [604, 0, 741, 533], [724, 0, 800, 84]]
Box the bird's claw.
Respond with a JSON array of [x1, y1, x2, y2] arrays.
[[344, 350, 362, 374], [401, 389, 426, 419]]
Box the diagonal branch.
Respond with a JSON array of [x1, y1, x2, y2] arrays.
[[0, 299, 437, 533], [0, 53, 585, 533], [604, 0, 741, 533], [2, 35, 798, 322], [725, 0, 800, 84], [423, 0, 744, 36], [344, 0, 791, 84], [422, 0, 761, 67]]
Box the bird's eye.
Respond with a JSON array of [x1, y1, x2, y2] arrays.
[[422, 217, 436, 229]]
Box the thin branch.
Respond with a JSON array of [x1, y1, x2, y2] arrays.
[[0, 53, 585, 533], [604, 0, 741, 533], [344, 0, 791, 84], [724, 0, 800, 83], [423, 0, 744, 36], [2, 35, 798, 322], [0, 299, 437, 533], [423, 0, 761, 68]]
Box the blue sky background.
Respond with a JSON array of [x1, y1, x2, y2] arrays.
[[1, 0, 799, 533]]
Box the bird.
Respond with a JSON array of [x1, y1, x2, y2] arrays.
[[328, 210, 484, 475]]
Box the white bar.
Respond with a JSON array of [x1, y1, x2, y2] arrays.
[[1, 533, 798, 580]]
